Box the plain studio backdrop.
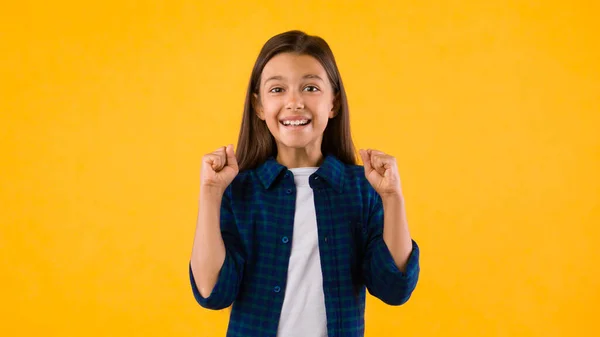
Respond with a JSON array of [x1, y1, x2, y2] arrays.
[[1, 1, 598, 336]]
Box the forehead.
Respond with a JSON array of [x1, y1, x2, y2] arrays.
[[261, 53, 327, 81]]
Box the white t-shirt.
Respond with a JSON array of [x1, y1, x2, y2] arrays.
[[276, 167, 328, 337]]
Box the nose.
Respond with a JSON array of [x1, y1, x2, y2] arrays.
[[285, 91, 304, 110]]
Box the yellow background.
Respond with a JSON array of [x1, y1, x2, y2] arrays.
[[1, 1, 599, 336]]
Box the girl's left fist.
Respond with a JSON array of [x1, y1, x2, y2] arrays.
[[359, 149, 403, 198]]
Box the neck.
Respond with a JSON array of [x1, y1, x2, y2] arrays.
[[276, 146, 324, 168]]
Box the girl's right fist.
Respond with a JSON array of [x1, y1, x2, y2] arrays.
[[201, 144, 239, 194]]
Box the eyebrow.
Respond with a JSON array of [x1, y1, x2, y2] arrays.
[[264, 74, 325, 84]]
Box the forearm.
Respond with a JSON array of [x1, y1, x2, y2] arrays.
[[190, 187, 226, 298], [382, 193, 413, 272]]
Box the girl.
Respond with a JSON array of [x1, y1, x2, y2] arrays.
[[189, 30, 420, 337]]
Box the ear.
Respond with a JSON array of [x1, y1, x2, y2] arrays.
[[252, 93, 265, 120], [329, 92, 340, 118]]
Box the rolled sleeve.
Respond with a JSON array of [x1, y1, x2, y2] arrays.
[[365, 239, 420, 305], [189, 246, 245, 309], [189, 185, 245, 310], [362, 188, 420, 306]]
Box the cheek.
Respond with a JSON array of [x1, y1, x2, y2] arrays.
[[316, 102, 334, 122], [309, 95, 334, 115], [261, 99, 281, 118], [260, 104, 281, 131]]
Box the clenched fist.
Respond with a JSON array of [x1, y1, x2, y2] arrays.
[[201, 144, 239, 194], [359, 149, 403, 199]]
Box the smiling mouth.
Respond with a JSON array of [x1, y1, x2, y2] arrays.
[[280, 119, 312, 127]]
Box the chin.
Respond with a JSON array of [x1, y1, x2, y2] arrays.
[[276, 138, 314, 150], [280, 142, 311, 149]]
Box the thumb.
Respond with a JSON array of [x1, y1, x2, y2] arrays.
[[226, 144, 239, 170]]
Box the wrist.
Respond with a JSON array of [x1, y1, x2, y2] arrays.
[[381, 192, 404, 207], [200, 185, 226, 199]]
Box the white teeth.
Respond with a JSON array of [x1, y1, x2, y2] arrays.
[[282, 120, 309, 126]]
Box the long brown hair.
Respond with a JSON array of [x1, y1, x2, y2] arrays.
[[235, 30, 357, 171]]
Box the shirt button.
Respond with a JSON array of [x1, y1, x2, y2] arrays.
[[282, 236, 289, 243], [324, 236, 328, 243], [314, 176, 319, 180], [284, 172, 290, 178], [273, 286, 281, 293], [286, 189, 292, 194]]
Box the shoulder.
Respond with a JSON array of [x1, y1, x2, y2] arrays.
[[223, 167, 261, 201], [343, 162, 369, 188], [341, 162, 381, 205]]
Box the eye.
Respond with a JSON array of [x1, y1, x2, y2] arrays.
[[269, 87, 284, 93], [303, 85, 320, 92]]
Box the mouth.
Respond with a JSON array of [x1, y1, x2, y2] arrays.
[[279, 119, 312, 128]]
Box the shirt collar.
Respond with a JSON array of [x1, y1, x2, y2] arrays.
[[256, 154, 345, 192]]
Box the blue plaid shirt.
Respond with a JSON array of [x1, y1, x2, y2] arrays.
[[189, 154, 420, 337]]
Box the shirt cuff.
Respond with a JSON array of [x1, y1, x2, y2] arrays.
[[189, 251, 241, 310], [372, 239, 420, 285]]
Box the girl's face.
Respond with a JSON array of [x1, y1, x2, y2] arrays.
[[255, 53, 337, 156]]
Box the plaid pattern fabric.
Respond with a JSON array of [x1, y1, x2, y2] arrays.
[[189, 154, 420, 337]]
